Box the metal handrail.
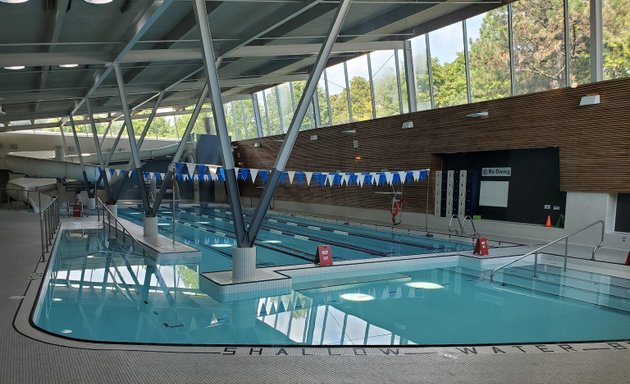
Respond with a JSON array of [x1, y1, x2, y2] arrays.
[[462, 215, 479, 238], [490, 220, 606, 283], [448, 214, 464, 236], [40, 195, 60, 262], [96, 198, 141, 249]]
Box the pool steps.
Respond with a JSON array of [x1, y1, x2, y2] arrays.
[[489, 263, 630, 313]]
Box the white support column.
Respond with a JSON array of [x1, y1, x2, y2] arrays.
[[344, 61, 353, 122], [403, 40, 417, 112], [367, 53, 377, 119], [232, 247, 257, 282], [590, 0, 603, 82], [394, 50, 404, 114], [251, 94, 264, 138], [425, 34, 436, 109], [54, 146, 65, 161], [143, 216, 158, 238]]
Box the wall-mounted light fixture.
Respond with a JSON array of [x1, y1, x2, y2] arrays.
[[341, 129, 356, 134], [310, 134, 318, 141], [401, 121, 414, 129], [579, 94, 600, 106], [466, 111, 489, 119], [253, 142, 261, 148]]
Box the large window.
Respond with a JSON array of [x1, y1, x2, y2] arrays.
[[346, 54, 374, 121], [291, 81, 315, 130], [429, 23, 467, 107], [317, 76, 331, 127], [397, 49, 409, 113], [240, 98, 257, 139], [264, 88, 282, 135], [370, 50, 401, 117], [568, 0, 591, 86], [277, 82, 293, 131], [467, 8, 512, 101], [326, 62, 350, 125], [409, 35, 431, 110], [512, 0, 566, 94], [603, 0, 630, 80]]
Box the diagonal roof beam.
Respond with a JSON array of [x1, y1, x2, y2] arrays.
[[94, 1, 325, 122], [34, 0, 70, 113], [60, 0, 174, 126]]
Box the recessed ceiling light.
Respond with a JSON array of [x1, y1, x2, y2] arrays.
[[59, 64, 79, 68], [406, 282, 444, 290], [262, 240, 282, 244], [83, 0, 113, 4], [0, 0, 30, 3], [52, 298, 63, 302], [340, 293, 375, 302], [61, 329, 73, 334], [4, 66, 26, 70]]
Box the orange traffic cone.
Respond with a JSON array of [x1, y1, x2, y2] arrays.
[[544, 215, 552, 228], [625, 251, 630, 266]]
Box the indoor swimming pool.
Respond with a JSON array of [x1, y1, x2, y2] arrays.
[[118, 205, 473, 272], [32, 228, 630, 346]]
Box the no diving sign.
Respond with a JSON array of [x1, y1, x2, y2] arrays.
[[315, 245, 333, 266], [482, 167, 511, 177]]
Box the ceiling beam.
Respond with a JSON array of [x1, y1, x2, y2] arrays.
[[34, 0, 71, 112], [0, 42, 402, 68], [61, 0, 175, 126]]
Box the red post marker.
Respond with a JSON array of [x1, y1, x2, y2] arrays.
[[73, 202, 82, 218], [315, 245, 333, 266], [625, 251, 630, 266], [473, 237, 489, 256]]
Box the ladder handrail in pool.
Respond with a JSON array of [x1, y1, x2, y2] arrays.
[[97, 198, 142, 250], [448, 215, 464, 236], [490, 220, 606, 283], [462, 215, 479, 238]]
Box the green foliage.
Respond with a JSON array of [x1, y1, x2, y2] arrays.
[[603, 0, 630, 79], [176, 265, 199, 289], [349, 76, 374, 121]]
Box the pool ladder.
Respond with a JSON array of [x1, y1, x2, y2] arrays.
[[490, 220, 606, 284], [448, 214, 479, 238]]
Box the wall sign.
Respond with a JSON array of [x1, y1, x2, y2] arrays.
[[482, 167, 511, 177]]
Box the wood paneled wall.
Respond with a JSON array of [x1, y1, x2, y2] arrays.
[[234, 78, 630, 213]]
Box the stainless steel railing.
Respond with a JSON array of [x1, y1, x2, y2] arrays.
[[490, 220, 606, 283], [97, 198, 137, 247], [448, 214, 464, 236], [462, 215, 479, 238], [1, 187, 49, 212], [40, 195, 60, 262]]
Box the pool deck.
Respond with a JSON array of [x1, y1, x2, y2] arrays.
[[2, 209, 630, 383]]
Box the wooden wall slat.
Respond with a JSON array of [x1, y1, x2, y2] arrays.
[[234, 78, 630, 213]]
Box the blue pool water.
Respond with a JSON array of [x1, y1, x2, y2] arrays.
[[33, 229, 630, 345], [119, 205, 473, 272]]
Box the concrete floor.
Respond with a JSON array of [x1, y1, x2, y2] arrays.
[[2, 209, 630, 384]]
